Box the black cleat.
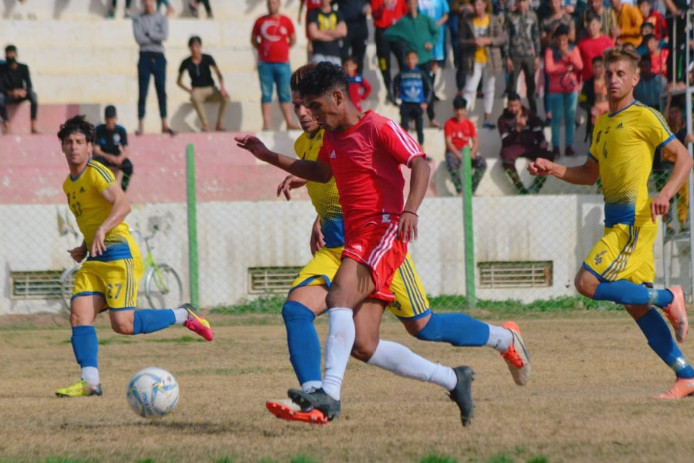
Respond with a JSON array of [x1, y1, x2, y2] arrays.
[[288, 387, 341, 421], [449, 366, 475, 427]]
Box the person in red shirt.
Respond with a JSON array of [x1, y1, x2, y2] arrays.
[[578, 13, 614, 81], [343, 56, 372, 112], [637, 0, 668, 41], [644, 33, 668, 77], [371, 0, 409, 104], [444, 96, 486, 195], [235, 62, 476, 426], [251, 0, 300, 130]]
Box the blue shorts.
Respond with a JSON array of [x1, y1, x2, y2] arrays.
[[258, 61, 291, 104]]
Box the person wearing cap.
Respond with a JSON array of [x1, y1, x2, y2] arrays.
[[177, 35, 229, 132], [93, 105, 134, 192]]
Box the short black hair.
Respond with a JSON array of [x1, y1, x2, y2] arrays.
[[643, 33, 657, 44], [342, 55, 356, 65], [453, 96, 467, 109], [585, 12, 601, 23], [592, 55, 604, 64], [507, 91, 521, 102], [188, 36, 202, 47], [636, 0, 650, 5], [297, 61, 349, 99], [57, 115, 95, 143], [405, 49, 418, 58], [553, 24, 570, 38], [290, 62, 317, 92], [5, 44, 17, 54]]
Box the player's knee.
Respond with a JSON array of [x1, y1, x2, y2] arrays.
[[351, 342, 376, 362], [111, 319, 134, 335]]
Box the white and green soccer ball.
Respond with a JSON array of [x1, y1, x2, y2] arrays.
[[126, 367, 179, 418]]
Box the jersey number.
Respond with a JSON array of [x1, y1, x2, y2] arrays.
[[71, 202, 83, 217], [107, 283, 123, 300]]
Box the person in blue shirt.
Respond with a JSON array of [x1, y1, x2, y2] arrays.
[[392, 50, 433, 146]]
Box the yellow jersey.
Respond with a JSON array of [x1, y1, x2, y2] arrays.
[[63, 159, 131, 259], [294, 130, 345, 248], [589, 101, 675, 227]]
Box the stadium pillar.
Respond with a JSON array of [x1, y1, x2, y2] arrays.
[[462, 146, 476, 309], [186, 143, 200, 307]]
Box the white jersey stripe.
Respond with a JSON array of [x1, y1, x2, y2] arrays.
[[387, 119, 422, 160], [367, 221, 399, 269]]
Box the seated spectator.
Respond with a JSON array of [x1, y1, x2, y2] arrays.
[[633, 54, 665, 109], [498, 92, 555, 194], [176, 36, 229, 132], [578, 13, 614, 82], [308, 0, 347, 65], [610, 0, 642, 47], [0, 44, 38, 135], [189, 0, 213, 18], [581, 56, 608, 140], [343, 56, 371, 112], [544, 24, 583, 156], [637, 0, 667, 41], [643, 34, 668, 77], [93, 105, 134, 192], [371, 0, 408, 105], [392, 50, 432, 146], [635, 22, 667, 56], [444, 96, 486, 195]]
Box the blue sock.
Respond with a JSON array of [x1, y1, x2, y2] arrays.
[[71, 325, 98, 368], [594, 281, 673, 307], [132, 309, 176, 334], [415, 312, 490, 346], [636, 308, 694, 379], [282, 300, 322, 386]]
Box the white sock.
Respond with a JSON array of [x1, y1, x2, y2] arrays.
[[367, 340, 457, 391], [82, 366, 100, 387], [486, 325, 512, 353], [301, 381, 322, 393], [320, 308, 355, 401], [173, 308, 188, 325]]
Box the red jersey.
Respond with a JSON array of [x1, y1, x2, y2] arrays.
[[650, 49, 669, 77], [252, 14, 295, 63], [444, 117, 477, 150], [578, 35, 614, 81], [371, 0, 408, 29], [317, 111, 425, 233], [347, 74, 372, 112]]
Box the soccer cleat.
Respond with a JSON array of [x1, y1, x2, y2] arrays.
[[287, 388, 341, 421], [501, 321, 531, 386], [181, 303, 214, 341], [663, 286, 688, 343], [266, 399, 328, 425], [655, 377, 694, 399], [449, 366, 474, 427], [55, 379, 102, 398]]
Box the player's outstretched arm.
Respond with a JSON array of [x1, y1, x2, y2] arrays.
[[652, 138, 694, 222], [235, 135, 332, 182], [399, 156, 431, 243], [91, 184, 131, 257], [528, 157, 599, 186]]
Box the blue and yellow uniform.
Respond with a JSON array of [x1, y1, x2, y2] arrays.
[[291, 130, 430, 320], [584, 101, 675, 284], [63, 159, 143, 310]]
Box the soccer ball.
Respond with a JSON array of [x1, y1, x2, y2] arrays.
[[126, 367, 179, 418]]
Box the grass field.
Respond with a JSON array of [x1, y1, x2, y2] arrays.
[[1, 308, 694, 463]]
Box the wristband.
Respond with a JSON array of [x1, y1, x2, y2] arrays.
[[402, 210, 418, 217]]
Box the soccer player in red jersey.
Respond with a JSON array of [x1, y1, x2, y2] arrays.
[[235, 62, 479, 425]]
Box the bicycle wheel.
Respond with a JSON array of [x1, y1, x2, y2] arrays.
[[144, 263, 183, 309], [59, 266, 79, 314]]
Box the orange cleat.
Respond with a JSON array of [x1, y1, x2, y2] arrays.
[[655, 377, 694, 399], [266, 399, 328, 425], [663, 286, 688, 343], [501, 321, 531, 386]]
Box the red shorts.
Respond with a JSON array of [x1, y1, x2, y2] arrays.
[[342, 219, 407, 302]]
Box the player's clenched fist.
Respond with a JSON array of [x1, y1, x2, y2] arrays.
[[528, 158, 555, 176]]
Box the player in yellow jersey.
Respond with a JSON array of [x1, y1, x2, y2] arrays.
[[264, 64, 530, 426], [529, 46, 694, 398], [55, 116, 213, 398]]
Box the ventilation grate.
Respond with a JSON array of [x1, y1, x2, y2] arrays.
[[10, 270, 64, 300], [248, 266, 303, 294], [478, 261, 553, 288]]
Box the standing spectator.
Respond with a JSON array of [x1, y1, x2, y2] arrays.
[[384, 0, 442, 127], [610, 0, 643, 47], [132, 0, 173, 136], [344, 56, 372, 112], [392, 50, 432, 146], [663, 0, 688, 90], [459, 0, 506, 129], [637, 0, 667, 41], [541, 0, 575, 49], [0, 44, 38, 135], [419, 0, 450, 94], [498, 92, 555, 194], [579, 0, 615, 39], [93, 105, 134, 192], [545, 24, 583, 156], [633, 54, 666, 109], [449, 0, 474, 94], [336, 0, 369, 73], [581, 55, 608, 140], [577, 13, 614, 81], [188, 0, 213, 18], [504, 0, 541, 115], [251, 0, 301, 130], [371, 0, 409, 104], [444, 96, 486, 195], [308, 0, 348, 65], [176, 36, 229, 132], [298, 0, 323, 60]]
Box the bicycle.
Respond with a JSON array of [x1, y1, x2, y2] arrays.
[[59, 224, 183, 312]]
